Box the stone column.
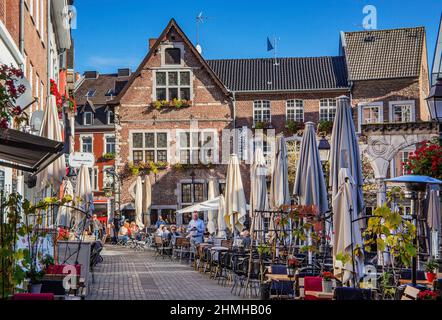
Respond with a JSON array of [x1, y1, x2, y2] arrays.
[[375, 177, 387, 207]]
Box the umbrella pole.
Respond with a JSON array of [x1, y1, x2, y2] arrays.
[[349, 206, 358, 288], [245, 210, 256, 298]]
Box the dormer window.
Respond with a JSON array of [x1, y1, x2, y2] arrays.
[[86, 90, 96, 97], [83, 112, 94, 125], [164, 48, 181, 65]]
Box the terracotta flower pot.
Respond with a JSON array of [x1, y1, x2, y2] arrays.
[[426, 272, 436, 283]]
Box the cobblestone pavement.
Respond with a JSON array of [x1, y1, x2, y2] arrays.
[[87, 245, 245, 300]]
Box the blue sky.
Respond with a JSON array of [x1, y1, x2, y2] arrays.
[[73, 0, 441, 74]]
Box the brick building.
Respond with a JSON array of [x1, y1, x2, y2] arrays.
[[104, 19, 431, 226], [73, 69, 130, 218], [0, 0, 73, 196]]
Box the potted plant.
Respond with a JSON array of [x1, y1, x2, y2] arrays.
[[26, 267, 46, 293], [417, 290, 438, 300], [102, 152, 115, 160], [424, 258, 438, 283], [286, 256, 299, 279], [321, 271, 335, 293]]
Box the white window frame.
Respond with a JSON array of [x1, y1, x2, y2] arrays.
[[389, 100, 416, 123], [88, 166, 99, 191], [176, 129, 218, 165], [80, 134, 93, 154], [104, 134, 116, 155], [160, 43, 185, 67], [129, 130, 170, 163], [357, 102, 383, 132], [253, 100, 271, 125], [153, 69, 192, 101], [103, 165, 114, 189], [390, 147, 415, 178], [107, 110, 115, 124], [286, 99, 304, 122], [319, 98, 337, 122], [83, 112, 93, 126]]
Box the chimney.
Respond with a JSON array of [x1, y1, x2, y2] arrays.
[[149, 38, 157, 50]]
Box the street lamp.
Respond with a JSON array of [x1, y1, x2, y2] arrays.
[[386, 175, 442, 287], [318, 134, 331, 163]]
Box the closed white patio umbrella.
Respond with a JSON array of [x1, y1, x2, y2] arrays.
[[224, 154, 247, 235], [217, 194, 227, 238], [207, 177, 219, 235], [332, 168, 364, 285], [57, 179, 74, 228], [427, 186, 440, 257], [135, 176, 144, 228], [74, 165, 94, 237], [36, 95, 66, 192], [143, 175, 152, 227], [269, 134, 290, 209], [250, 147, 269, 241]]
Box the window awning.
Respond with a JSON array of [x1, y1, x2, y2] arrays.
[[0, 128, 64, 174]]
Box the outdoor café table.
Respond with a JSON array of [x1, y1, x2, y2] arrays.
[[398, 279, 434, 287], [265, 274, 295, 282]]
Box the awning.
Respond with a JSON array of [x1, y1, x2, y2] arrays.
[[176, 197, 250, 214], [0, 128, 64, 174]]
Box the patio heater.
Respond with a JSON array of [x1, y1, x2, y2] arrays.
[[426, 76, 442, 268], [318, 134, 331, 255], [386, 175, 442, 287]]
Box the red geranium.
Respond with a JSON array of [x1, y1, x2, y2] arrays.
[[417, 290, 438, 300], [403, 139, 442, 180], [321, 271, 335, 281]]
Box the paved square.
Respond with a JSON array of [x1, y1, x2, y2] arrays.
[[87, 246, 245, 300]]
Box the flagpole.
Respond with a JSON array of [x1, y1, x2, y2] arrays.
[[273, 37, 279, 66]]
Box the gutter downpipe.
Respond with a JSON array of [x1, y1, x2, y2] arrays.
[[19, 0, 25, 55]]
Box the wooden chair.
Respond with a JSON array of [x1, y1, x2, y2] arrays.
[[154, 236, 172, 259], [401, 285, 420, 300]]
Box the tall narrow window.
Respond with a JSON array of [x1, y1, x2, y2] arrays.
[[253, 100, 271, 125], [83, 112, 93, 125], [319, 98, 337, 121], [286, 100, 304, 122], [107, 111, 115, 124], [0, 169, 5, 192], [81, 136, 93, 153], [105, 136, 116, 154]]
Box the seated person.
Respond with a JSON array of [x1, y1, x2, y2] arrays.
[[168, 225, 180, 244], [155, 215, 166, 229], [161, 226, 170, 240], [118, 222, 130, 244], [240, 229, 252, 248]]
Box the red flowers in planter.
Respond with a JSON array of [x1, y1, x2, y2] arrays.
[[321, 271, 336, 281], [402, 139, 442, 180], [50, 79, 77, 115], [0, 64, 27, 128], [417, 290, 438, 300]]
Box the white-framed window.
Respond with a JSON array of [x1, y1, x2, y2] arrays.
[[389, 101, 415, 123], [319, 98, 337, 121], [88, 167, 99, 191], [83, 112, 93, 125], [107, 111, 115, 124], [103, 166, 114, 189], [253, 100, 271, 125], [104, 135, 116, 154], [131, 132, 168, 163], [177, 130, 217, 164], [81, 135, 93, 153], [154, 70, 191, 101], [358, 102, 383, 132], [286, 99, 304, 122], [392, 148, 414, 178]]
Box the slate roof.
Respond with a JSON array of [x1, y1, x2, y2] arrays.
[[74, 73, 129, 106], [207, 56, 349, 92], [342, 27, 425, 81]]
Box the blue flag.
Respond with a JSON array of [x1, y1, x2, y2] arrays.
[[267, 37, 274, 51]]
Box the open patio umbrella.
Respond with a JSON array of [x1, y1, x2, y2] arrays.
[[74, 164, 94, 237], [250, 147, 269, 241], [56, 179, 74, 228], [269, 134, 290, 209], [329, 96, 364, 216], [217, 194, 227, 238], [143, 175, 152, 227], [332, 168, 364, 285], [224, 154, 247, 235], [207, 177, 219, 235], [427, 185, 440, 257], [36, 95, 66, 192], [135, 176, 144, 228], [293, 122, 328, 214]]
